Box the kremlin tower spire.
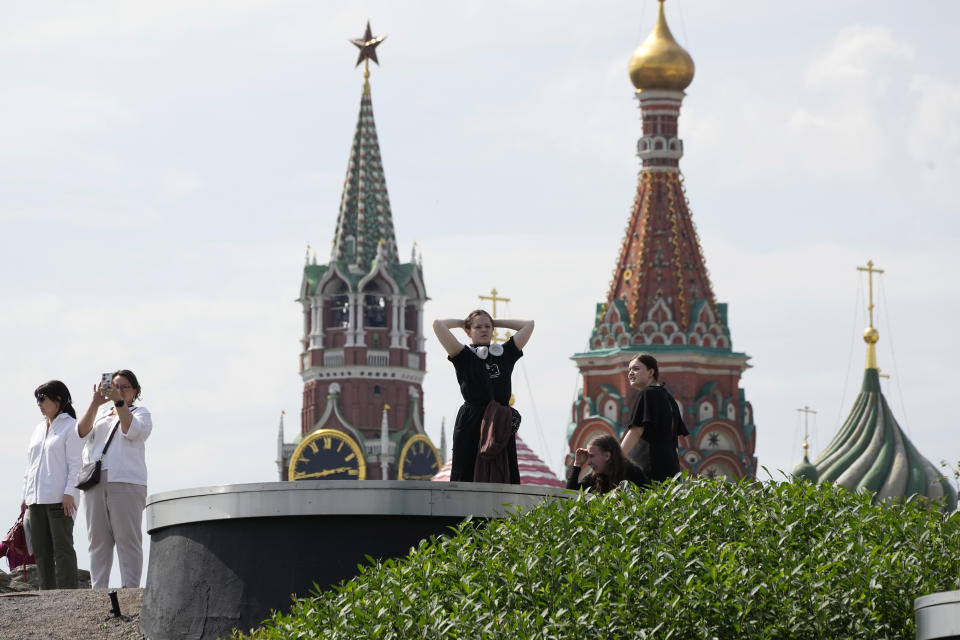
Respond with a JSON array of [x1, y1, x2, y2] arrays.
[[278, 22, 440, 483], [568, 1, 757, 480], [794, 262, 956, 510], [333, 21, 398, 273]]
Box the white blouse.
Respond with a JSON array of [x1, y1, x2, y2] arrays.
[[22, 413, 83, 504], [78, 404, 152, 486]]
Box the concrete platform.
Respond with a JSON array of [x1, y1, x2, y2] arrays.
[[916, 590, 960, 640], [139, 480, 568, 640]]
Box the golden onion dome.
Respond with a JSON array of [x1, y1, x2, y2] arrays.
[[628, 0, 695, 92]]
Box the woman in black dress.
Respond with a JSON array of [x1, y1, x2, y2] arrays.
[[566, 434, 648, 493], [620, 354, 689, 483], [433, 310, 534, 483]]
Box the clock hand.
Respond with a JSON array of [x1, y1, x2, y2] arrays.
[[294, 466, 355, 480]]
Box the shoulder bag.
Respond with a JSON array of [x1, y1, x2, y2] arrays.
[[75, 419, 120, 491]]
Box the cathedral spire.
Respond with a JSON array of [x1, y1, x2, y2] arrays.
[[594, 3, 718, 342], [570, 6, 756, 483], [332, 21, 398, 272]]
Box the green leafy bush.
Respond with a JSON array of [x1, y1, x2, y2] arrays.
[[237, 478, 960, 639]]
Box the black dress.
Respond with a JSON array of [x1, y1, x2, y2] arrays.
[[628, 385, 689, 483], [448, 337, 522, 483]]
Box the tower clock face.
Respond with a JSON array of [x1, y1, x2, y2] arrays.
[[397, 434, 442, 481], [288, 428, 367, 481]]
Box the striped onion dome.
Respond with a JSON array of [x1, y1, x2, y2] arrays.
[[806, 368, 957, 511], [432, 435, 564, 488]]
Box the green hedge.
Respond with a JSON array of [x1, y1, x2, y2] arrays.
[[237, 478, 960, 639]]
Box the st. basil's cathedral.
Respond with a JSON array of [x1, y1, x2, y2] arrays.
[[567, 0, 756, 480]]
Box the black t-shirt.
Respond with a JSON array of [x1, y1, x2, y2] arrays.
[[448, 336, 523, 406], [629, 384, 688, 482]]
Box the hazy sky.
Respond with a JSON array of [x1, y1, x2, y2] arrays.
[[2, 1, 958, 586]]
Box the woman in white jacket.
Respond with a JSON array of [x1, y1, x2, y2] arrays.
[[21, 380, 83, 589], [76, 369, 152, 588]]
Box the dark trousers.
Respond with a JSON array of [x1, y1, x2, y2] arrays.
[[26, 503, 79, 589]]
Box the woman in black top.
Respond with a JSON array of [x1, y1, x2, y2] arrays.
[[620, 354, 689, 483], [566, 434, 648, 494], [433, 310, 534, 482]]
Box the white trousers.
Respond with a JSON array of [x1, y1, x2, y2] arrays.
[[81, 469, 147, 588]]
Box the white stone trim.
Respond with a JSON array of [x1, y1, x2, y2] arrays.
[[301, 365, 426, 385]]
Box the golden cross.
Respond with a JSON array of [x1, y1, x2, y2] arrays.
[[877, 368, 890, 380], [797, 405, 817, 458], [856, 260, 884, 328], [478, 288, 511, 343]]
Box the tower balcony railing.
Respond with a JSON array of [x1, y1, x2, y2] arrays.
[[324, 349, 345, 367], [367, 350, 389, 367], [365, 441, 396, 457]]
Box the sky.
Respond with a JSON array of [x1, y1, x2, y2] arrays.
[[2, 1, 959, 586]]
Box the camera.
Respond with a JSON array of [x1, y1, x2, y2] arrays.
[[101, 372, 113, 389]]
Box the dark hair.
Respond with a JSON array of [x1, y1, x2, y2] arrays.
[[630, 353, 660, 381], [112, 369, 142, 401], [587, 434, 628, 494], [34, 380, 77, 419], [463, 309, 493, 331]]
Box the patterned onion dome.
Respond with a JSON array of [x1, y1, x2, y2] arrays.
[[810, 368, 956, 511], [628, 0, 695, 92], [432, 435, 564, 488]]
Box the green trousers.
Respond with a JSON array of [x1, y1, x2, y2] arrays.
[[26, 503, 79, 589]]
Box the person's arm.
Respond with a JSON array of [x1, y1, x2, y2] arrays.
[[620, 426, 644, 460], [119, 407, 153, 442], [77, 383, 109, 438], [496, 319, 534, 350], [101, 383, 139, 435], [62, 422, 84, 514], [566, 448, 588, 489], [432, 318, 467, 357]]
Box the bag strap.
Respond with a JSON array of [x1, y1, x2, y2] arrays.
[[100, 419, 121, 458]]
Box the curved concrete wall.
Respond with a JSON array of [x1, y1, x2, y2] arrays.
[[916, 590, 960, 640], [140, 481, 568, 640]]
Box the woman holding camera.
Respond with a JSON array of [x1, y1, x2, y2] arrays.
[[566, 434, 648, 494], [21, 380, 83, 589], [433, 310, 534, 483], [76, 369, 152, 588]]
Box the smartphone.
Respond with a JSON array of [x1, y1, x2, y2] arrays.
[[101, 372, 113, 389]]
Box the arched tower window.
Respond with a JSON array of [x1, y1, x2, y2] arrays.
[[363, 282, 388, 328], [330, 295, 349, 328]]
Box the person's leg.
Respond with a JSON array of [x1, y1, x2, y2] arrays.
[[450, 406, 480, 482], [47, 504, 79, 589], [507, 434, 520, 485], [105, 482, 147, 588], [26, 504, 55, 589], [83, 471, 116, 588]]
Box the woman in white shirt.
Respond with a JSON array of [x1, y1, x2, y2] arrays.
[[21, 380, 83, 589], [76, 369, 153, 589]]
